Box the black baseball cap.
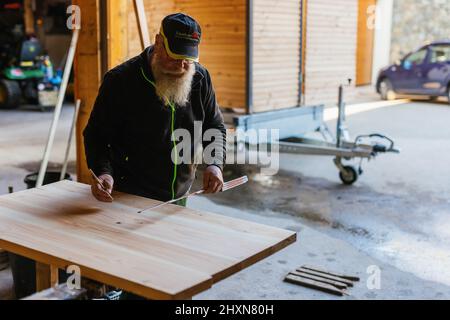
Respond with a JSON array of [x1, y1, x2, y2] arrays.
[[160, 13, 201, 62]]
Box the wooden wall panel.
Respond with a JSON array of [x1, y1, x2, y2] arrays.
[[126, 0, 246, 109], [107, 0, 129, 69], [304, 0, 358, 106], [356, 0, 376, 86], [126, 0, 174, 57], [252, 0, 301, 112], [75, 0, 246, 182]]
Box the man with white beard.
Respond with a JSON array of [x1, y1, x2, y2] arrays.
[[7, 13, 227, 301], [84, 13, 226, 205]]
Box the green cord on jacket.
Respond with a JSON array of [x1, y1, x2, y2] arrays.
[[140, 67, 178, 200]]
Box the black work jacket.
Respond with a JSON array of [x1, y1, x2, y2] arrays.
[[83, 46, 226, 201]]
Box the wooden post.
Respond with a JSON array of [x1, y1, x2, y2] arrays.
[[36, 263, 59, 292], [74, 0, 102, 184], [23, 0, 35, 35], [74, 0, 131, 183], [107, 0, 129, 68], [36, 262, 50, 291]]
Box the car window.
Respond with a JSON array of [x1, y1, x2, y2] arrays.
[[430, 45, 450, 63], [404, 49, 427, 65]]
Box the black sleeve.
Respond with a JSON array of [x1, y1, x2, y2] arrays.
[[201, 69, 227, 171], [83, 72, 117, 176]]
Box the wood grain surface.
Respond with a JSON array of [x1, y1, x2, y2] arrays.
[[0, 180, 296, 299]]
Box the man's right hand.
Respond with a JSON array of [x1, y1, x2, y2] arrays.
[[91, 174, 114, 202]]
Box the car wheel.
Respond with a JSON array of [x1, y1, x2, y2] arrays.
[[447, 85, 450, 105], [379, 79, 396, 101]]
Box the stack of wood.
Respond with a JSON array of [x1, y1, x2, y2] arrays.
[[284, 265, 360, 296], [0, 249, 9, 271]]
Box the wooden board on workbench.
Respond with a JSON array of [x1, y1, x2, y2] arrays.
[[0, 180, 296, 299]]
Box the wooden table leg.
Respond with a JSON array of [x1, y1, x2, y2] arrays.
[[36, 262, 59, 292], [50, 265, 59, 286]]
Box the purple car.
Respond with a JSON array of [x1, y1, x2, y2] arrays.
[[376, 40, 450, 104]]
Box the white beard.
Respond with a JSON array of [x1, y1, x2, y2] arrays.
[[151, 53, 196, 107]]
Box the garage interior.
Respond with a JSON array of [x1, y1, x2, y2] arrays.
[[0, 0, 450, 300]]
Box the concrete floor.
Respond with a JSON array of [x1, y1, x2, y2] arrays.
[[1, 99, 450, 299], [0, 104, 77, 195]]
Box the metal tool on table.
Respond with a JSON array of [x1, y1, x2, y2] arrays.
[[138, 175, 248, 213]]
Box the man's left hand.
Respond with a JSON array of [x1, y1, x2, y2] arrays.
[[203, 165, 224, 194]]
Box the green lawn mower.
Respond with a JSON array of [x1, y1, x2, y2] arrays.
[[0, 1, 62, 110], [0, 39, 62, 110]]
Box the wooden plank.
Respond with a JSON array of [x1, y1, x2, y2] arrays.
[[289, 271, 348, 290], [133, 0, 151, 49], [296, 268, 354, 286], [0, 180, 296, 300], [301, 265, 360, 281], [284, 274, 347, 296]]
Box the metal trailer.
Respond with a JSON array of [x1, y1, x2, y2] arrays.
[[227, 81, 400, 185]]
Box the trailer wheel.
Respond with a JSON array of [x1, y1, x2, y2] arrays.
[[0, 79, 21, 109], [339, 166, 358, 185]]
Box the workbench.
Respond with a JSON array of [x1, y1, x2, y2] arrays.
[[0, 180, 296, 299]]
